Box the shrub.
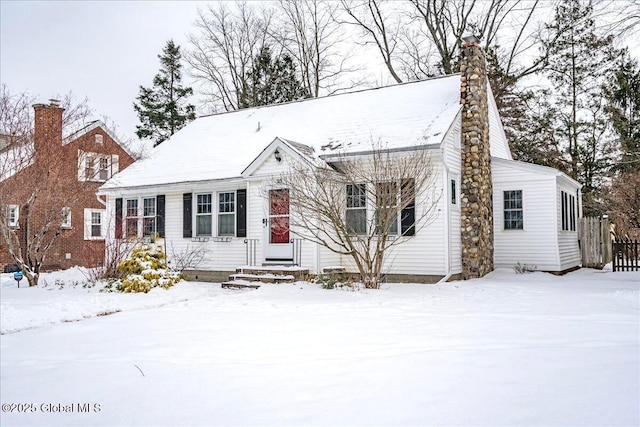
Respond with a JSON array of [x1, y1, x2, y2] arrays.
[[513, 262, 537, 274], [104, 245, 182, 293]]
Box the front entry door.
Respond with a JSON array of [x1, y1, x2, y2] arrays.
[[264, 189, 293, 261]]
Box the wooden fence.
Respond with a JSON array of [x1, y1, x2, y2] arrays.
[[613, 240, 639, 271], [579, 217, 612, 269]]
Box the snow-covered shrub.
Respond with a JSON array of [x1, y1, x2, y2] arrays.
[[109, 245, 182, 293]]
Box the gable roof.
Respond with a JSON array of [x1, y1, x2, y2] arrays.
[[64, 120, 134, 157], [101, 74, 465, 191]]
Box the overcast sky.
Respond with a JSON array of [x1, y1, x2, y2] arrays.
[[1, 1, 207, 146], [1, 1, 638, 149]]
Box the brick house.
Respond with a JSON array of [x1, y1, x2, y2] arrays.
[[0, 100, 135, 271]]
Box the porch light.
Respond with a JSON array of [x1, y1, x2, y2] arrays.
[[274, 149, 282, 162]]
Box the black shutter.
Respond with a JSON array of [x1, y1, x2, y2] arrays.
[[183, 193, 192, 238], [115, 198, 123, 239], [236, 189, 247, 237], [401, 179, 415, 236], [156, 195, 165, 237]]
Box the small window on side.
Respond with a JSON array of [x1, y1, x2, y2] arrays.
[[451, 179, 457, 204], [61, 207, 72, 228], [95, 134, 103, 144]]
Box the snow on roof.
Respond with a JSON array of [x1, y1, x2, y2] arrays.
[[0, 142, 34, 181], [102, 75, 463, 191]]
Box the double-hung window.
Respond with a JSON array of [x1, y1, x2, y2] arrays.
[[376, 181, 399, 235], [346, 184, 367, 235], [196, 194, 212, 236], [84, 209, 105, 240], [504, 190, 523, 230], [91, 212, 102, 237], [99, 157, 110, 181], [218, 192, 235, 236], [84, 155, 96, 180], [125, 199, 139, 237], [143, 197, 156, 236], [78, 150, 118, 182]]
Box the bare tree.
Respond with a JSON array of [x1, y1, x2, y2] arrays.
[[168, 241, 209, 272], [276, 0, 362, 96], [274, 144, 440, 289], [186, 1, 274, 112]]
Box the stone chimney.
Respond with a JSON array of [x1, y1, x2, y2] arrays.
[[33, 99, 64, 154], [459, 35, 494, 279]]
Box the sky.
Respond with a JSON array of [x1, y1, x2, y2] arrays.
[[1, 1, 638, 149], [0, 1, 208, 146]]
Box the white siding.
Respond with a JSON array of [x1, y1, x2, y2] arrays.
[[163, 190, 247, 271], [556, 178, 581, 270], [492, 162, 561, 270], [443, 114, 462, 274], [487, 84, 512, 160]]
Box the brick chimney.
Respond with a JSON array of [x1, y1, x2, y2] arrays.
[[33, 99, 64, 154], [459, 35, 494, 280]]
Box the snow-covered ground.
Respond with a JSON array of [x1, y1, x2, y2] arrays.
[[1, 267, 638, 426]]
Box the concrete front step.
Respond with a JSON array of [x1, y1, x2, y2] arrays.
[[236, 266, 310, 280], [221, 280, 261, 290], [229, 273, 296, 284]]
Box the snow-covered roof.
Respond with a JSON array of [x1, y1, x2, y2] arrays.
[[0, 142, 34, 181], [492, 157, 582, 188], [101, 75, 463, 191]]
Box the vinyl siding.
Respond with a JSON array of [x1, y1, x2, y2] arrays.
[[443, 114, 462, 274], [556, 178, 581, 270], [487, 85, 512, 160], [492, 162, 561, 270]]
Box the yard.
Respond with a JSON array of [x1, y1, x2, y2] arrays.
[[1, 267, 638, 426]]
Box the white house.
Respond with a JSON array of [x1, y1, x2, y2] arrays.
[[99, 40, 582, 282]]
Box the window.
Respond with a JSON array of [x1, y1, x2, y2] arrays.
[[91, 212, 102, 237], [376, 181, 399, 234], [196, 194, 212, 236], [504, 190, 523, 230], [61, 207, 71, 228], [99, 157, 110, 181], [95, 134, 103, 144], [7, 205, 19, 227], [451, 179, 457, 205], [346, 184, 367, 234], [84, 209, 105, 240], [78, 150, 119, 182], [84, 155, 95, 180], [218, 192, 235, 236], [125, 199, 138, 237], [561, 191, 576, 231], [143, 197, 156, 236]]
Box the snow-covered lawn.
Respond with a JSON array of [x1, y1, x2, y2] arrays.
[[1, 267, 638, 426]]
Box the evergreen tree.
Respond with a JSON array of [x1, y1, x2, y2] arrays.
[[240, 46, 309, 109], [603, 50, 640, 173], [134, 40, 196, 147], [543, 0, 618, 213]]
